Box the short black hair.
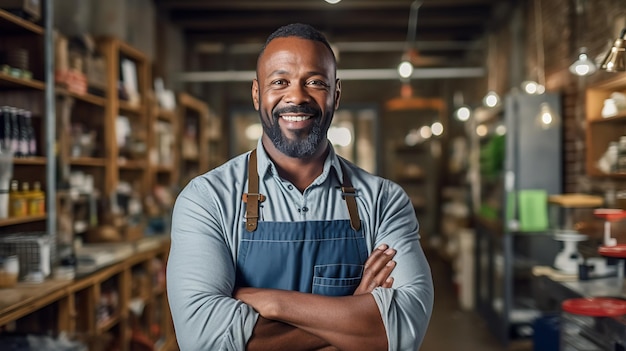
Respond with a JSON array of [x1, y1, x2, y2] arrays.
[[258, 23, 336, 65]]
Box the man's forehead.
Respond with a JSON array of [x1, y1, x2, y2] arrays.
[[262, 37, 333, 59]]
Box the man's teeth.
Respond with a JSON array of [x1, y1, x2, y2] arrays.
[[282, 116, 311, 122]]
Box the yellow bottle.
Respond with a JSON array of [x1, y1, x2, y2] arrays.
[[28, 181, 45, 215], [8, 180, 26, 217]]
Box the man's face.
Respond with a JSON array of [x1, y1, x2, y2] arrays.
[[252, 37, 341, 158]]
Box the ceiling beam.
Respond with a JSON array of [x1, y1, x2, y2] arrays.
[[178, 67, 485, 82], [157, 0, 499, 11]]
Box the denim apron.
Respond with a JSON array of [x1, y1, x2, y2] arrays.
[[236, 149, 369, 296]]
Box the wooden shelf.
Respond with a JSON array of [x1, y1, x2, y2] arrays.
[[0, 72, 45, 90], [0, 214, 47, 227], [56, 88, 107, 107], [119, 100, 143, 114], [0, 9, 43, 35], [13, 156, 46, 165], [588, 112, 626, 124], [69, 157, 106, 167]]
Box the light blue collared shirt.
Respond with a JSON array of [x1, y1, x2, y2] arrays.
[[167, 139, 433, 350]]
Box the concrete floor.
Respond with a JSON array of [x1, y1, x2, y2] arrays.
[[421, 249, 533, 351]]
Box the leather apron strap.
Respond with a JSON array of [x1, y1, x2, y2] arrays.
[[243, 149, 360, 232], [243, 149, 265, 232], [338, 159, 361, 231]]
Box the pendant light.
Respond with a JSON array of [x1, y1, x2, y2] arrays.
[[600, 28, 626, 72], [536, 102, 560, 130], [397, 0, 423, 80], [569, 1, 596, 76], [522, 0, 546, 95], [453, 91, 471, 122], [569, 47, 597, 76], [482, 34, 500, 108]]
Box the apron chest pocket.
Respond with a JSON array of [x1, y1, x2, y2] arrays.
[[312, 264, 363, 296]]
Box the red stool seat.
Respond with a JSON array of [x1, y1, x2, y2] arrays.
[[599, 244, 626, 258], [562, 297, 626, 317]]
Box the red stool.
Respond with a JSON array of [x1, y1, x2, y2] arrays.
[[561, 297, 626, 350]]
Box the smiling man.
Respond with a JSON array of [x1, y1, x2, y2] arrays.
[[167, 23, 433, 351]]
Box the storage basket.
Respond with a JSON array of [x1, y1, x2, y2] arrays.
[[0, 232, 50, 280]]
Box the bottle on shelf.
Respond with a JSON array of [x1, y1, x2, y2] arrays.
[[8, 180, 27, 217], [9, 107, 19, 155], [16, 109, 28, 157], [28, 181, 45, 215], [25, 110, 36, 157], [0, 106, 10, 152]]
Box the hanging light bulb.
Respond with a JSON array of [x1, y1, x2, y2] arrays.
[[535, 102, 560, 130], [521, 80, 545, 95], [523, 0, 547, 95], [482, 35, 500, 108], [569, 47, 597, 76], [455, 106, 471, 121], [483, 91, 500, 107], [324, 0, 342, 4], [398, 60, 414, 79]]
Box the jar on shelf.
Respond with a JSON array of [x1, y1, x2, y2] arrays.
[[617, 136, 626, 173]]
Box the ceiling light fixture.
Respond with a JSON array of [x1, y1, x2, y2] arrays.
[[569, 0, 596, 76], [324, 0, 341, 4], [569, 47, 597, 76], [535, 102, 560, 130], [600, 28, 626, 72], [397, 0, 423, 80], [522, 0, 546, 94], [482, 34, 500, 108], [453, 91, 471, 122]]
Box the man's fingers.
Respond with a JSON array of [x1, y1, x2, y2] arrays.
[[368, 259, 396, 290], [354, 245, 397, 295], [381, 277, 394, 289]]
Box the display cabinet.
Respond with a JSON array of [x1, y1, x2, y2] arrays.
[[0, 7, 49, 236], [585, 73, 626, 178], [472, 92, 563, 345]]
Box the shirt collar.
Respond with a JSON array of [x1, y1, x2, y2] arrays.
[[254, 138, 345, 185]]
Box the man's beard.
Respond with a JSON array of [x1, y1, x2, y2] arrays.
[[260, 104, 330, 158]]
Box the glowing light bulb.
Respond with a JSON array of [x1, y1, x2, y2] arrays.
[[398, 61, 413, 79]]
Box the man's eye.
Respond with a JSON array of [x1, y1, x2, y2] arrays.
[[271, 80, 287, 85], [308, 80, 328, 87]]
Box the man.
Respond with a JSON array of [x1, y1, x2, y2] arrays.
[[167, 23, 433, 350]]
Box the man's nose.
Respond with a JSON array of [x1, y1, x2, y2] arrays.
[[284, 84, 311, 104]]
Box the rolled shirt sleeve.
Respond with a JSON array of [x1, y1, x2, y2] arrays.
[[365, 179, 434, 351], [167, 179, 259, 350]]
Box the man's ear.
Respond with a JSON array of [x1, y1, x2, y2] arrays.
[[334, 78, 342, 110], [252, 79, 260, 110]]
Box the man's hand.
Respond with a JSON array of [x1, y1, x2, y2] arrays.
[[354, 244, 396, 295]]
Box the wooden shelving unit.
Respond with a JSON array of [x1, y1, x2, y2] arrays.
[[0, 237, 174, 351], [0, 6, 179, 351], [177, 92, 210, 187], [585, 74, 626, 178], [0, 7, 47, 235]]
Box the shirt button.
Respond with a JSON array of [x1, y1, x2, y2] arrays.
[[288, 185, 294, 190], [302, 207, 309, 212]]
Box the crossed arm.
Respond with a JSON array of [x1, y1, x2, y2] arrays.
[[235, 245, 397, 351]]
